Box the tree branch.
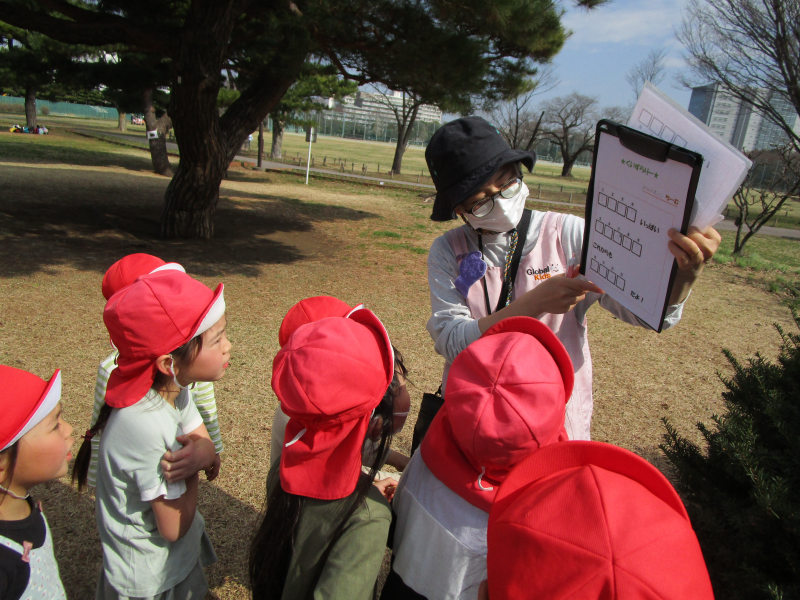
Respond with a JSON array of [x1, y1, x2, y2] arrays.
[[0, 1, 174, 54]]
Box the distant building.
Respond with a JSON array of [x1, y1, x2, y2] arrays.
[[688, 83, 799, 151], [333, 90, 442, 126]]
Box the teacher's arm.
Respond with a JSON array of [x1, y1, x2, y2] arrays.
[[666, 226, 721, 304]]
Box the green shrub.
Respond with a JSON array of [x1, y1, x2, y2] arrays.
[[661, 313, 800, 599], [40, 105, 50, 115], [1, 104, 26, 115]]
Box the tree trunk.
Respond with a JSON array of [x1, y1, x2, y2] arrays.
[[561, 157, 576, 177], [391, 129, 406, 173], [391, 106, 420, 174], [118, 112, 127, 132], [524, 112, 545, 152], [143, 88, 173, 177], [156, 1, 303, 239], [257, 120, 264, 167], [24, 84, 37, 129], [271, 120, 284, 159]]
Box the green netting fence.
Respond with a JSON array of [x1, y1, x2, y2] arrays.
[[0, 95, 119, 120]]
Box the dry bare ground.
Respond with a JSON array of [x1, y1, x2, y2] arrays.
[[0, 131, 795, 598]]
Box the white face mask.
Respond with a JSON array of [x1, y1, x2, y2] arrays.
[[464, 182, 529, 233]]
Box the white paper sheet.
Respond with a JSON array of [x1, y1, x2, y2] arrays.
[[627, 82, 752, 231], [583, 131, 695, 331]]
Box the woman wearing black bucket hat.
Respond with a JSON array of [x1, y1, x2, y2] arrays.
[[418, 116, 720, 443]]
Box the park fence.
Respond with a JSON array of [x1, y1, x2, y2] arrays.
[[0, 95, 119, 120]]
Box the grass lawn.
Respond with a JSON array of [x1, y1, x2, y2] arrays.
[[715, 229, 800, 272], [0, 127, 796, 598], [1, 108, 591, 192]]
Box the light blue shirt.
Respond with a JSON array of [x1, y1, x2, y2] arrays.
[[95, 389, 205, 597]]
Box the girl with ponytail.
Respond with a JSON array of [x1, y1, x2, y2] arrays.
[[75, 269, 231, 600]]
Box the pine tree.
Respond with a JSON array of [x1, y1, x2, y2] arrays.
[[661, 313, 800, 600], [0, 0, 607, 239]]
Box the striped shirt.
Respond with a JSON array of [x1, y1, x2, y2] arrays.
[[87, 352, 224, 488]]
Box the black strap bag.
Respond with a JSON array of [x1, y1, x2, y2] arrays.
[[411, 210, 532, 454]]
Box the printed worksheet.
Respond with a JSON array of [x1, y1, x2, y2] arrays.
[[628, 83, 751, 230], [582, 129, 696, 331]]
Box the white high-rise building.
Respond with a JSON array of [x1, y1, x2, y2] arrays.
[[688, 83, 799, 152]]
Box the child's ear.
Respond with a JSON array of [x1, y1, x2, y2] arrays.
[[154, 354, 174, 377], [0, 452, 10, 487], [369, 416, 384, 440]]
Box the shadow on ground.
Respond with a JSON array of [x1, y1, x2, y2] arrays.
[[36, 478, 260, 599], [0, 164, 378, 278], [0, 134, 161, 173]]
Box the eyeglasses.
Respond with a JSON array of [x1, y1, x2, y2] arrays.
[[465, 177, 523, 218]]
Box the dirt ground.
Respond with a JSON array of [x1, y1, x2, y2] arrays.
[[0, 131, 796, 598]]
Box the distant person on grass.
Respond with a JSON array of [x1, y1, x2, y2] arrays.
[[422, 116, 721, 442], [72, 270, 230, 599], [269, 296, 411, 481], [86, 254, 224, 490], [250, 306, 407, 600]]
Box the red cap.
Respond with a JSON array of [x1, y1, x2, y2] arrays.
[[101, 253, 185, 300], [488, 441, 714, 600], [421, 317, 573, 512], [272, 308, 393, 500], [0, 366, 62, 451], [278, 296, 361, 347], [103, 270, 225, 408]]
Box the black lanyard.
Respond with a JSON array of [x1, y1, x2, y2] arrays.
[[476, 209, 533, 316]]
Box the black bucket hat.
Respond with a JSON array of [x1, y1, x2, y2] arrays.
[[426, 116, 536, 222]]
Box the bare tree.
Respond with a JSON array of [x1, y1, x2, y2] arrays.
[[486, 65, 559, 150], [731, 146, 800, 253], [678, 0, 800, 153], [625, 47, 668, 101], [371, 87, 424, 174], [540, 97, 627, 176], [678, 0, 800, 248], [540, 93, 600, 177]]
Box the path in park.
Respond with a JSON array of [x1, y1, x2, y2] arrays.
[[715, 219, 800, 240], [78, 129, 438, 189], [78, 130, 800, 240]]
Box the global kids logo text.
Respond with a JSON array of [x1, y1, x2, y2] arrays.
[[526, 266, 552, 281]]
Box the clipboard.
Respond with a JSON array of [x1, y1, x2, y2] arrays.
[[579, 120, 703, 332]]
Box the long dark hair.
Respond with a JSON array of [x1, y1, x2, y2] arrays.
[[249, 348, 406, 599], [71, 336, 203, 492], [0, 442, 19, 506]]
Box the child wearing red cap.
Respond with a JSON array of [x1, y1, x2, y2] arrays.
[[0, 366, 74, 600], [270, 296, 411, 480], [480, 441, 715, 600], [71, 270, 230, 600], [87, 254, 225, 490], [249, 308, 405, 600], [382, 317, 574, 600]]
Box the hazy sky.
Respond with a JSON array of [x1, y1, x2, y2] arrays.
[[534, 0, 693, 110]]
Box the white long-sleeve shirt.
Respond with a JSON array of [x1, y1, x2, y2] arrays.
[[427, 213, 687, 385]]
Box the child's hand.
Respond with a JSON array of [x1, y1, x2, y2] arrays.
[[205, 453, 222, 481], [668, 226, 721, 271], [161, 435, 212, 483], [373, 477, 398, 502]]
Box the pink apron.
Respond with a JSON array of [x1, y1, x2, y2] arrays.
[[444, 212, 593, 440]]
